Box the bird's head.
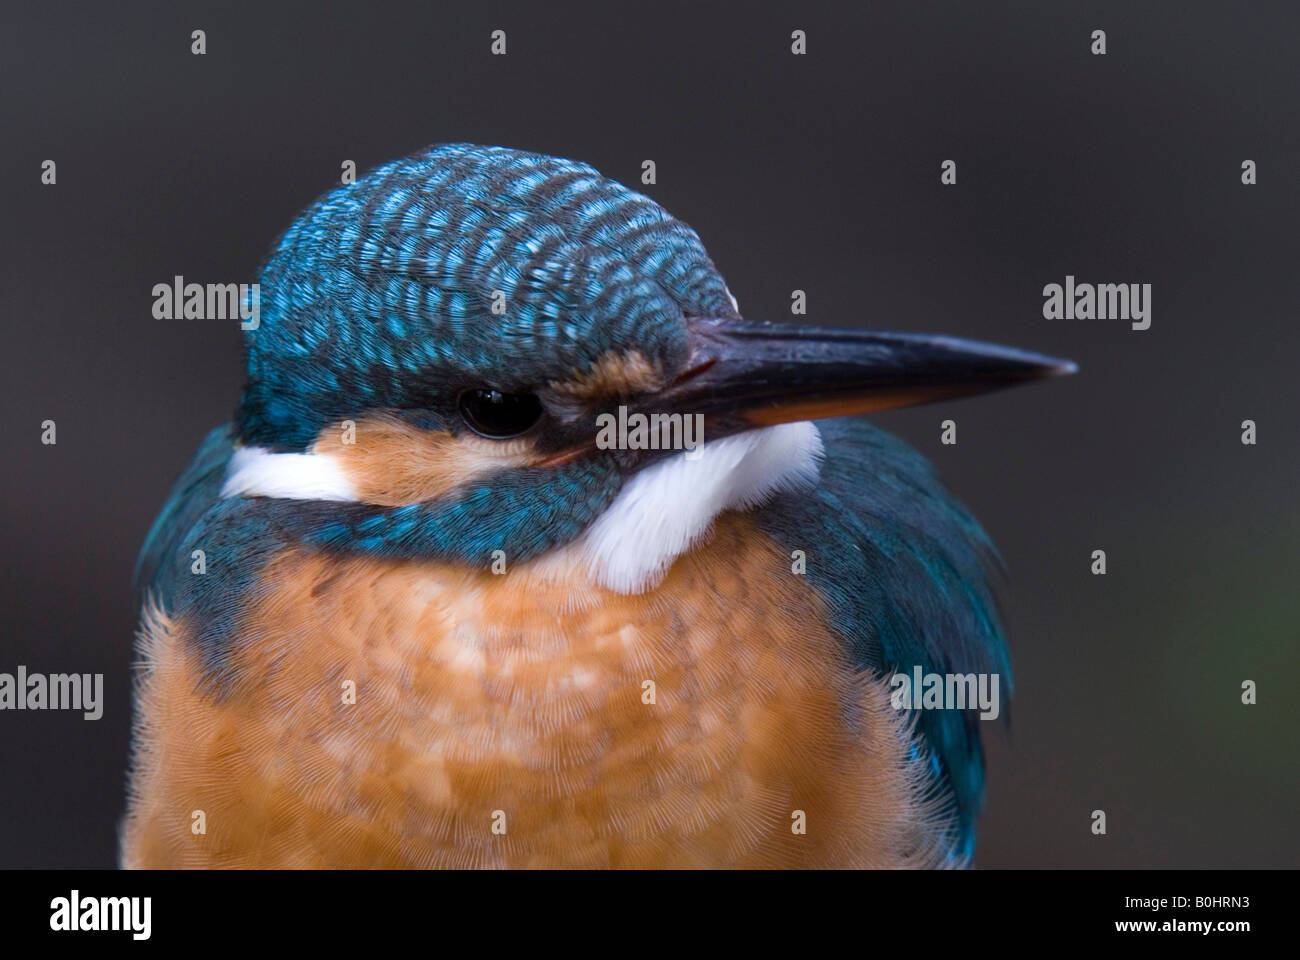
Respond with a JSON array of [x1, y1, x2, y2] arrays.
[[225, 144, 1072, 590]]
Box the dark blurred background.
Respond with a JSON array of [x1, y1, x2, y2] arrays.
[[2, 0, 1296, 868]]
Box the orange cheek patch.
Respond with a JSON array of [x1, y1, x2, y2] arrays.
[[548, 349, 666, 401], [312, 414, 539, 506]]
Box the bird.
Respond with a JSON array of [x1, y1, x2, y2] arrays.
[[121, 143, 1073, 869]]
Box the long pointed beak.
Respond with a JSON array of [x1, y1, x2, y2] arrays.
[[535, 317, 1076, 466], [653, 317, 1076, 434]]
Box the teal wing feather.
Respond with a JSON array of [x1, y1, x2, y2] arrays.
[[133, 424, 236, 608], [756, 416, 1011, 859]]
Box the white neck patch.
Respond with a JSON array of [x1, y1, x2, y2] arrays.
[[220, 422, 824, 595], [538, 422, 823, 593]]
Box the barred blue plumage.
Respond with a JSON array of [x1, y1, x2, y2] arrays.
[[239, 144, 735, 450]]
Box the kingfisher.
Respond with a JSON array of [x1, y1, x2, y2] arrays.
[[122, 144, 1072, 869]]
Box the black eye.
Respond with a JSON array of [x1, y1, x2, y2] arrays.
[[457, 388, 544, 439]]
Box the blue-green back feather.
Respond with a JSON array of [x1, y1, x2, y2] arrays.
[[134, 424, 236, 603], [759, 416, 1011, 859]]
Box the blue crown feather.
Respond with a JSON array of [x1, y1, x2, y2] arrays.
[[238, 144, 737, 450]]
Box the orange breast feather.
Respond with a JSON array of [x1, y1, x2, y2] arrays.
[[122, 513, 948, 868]]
